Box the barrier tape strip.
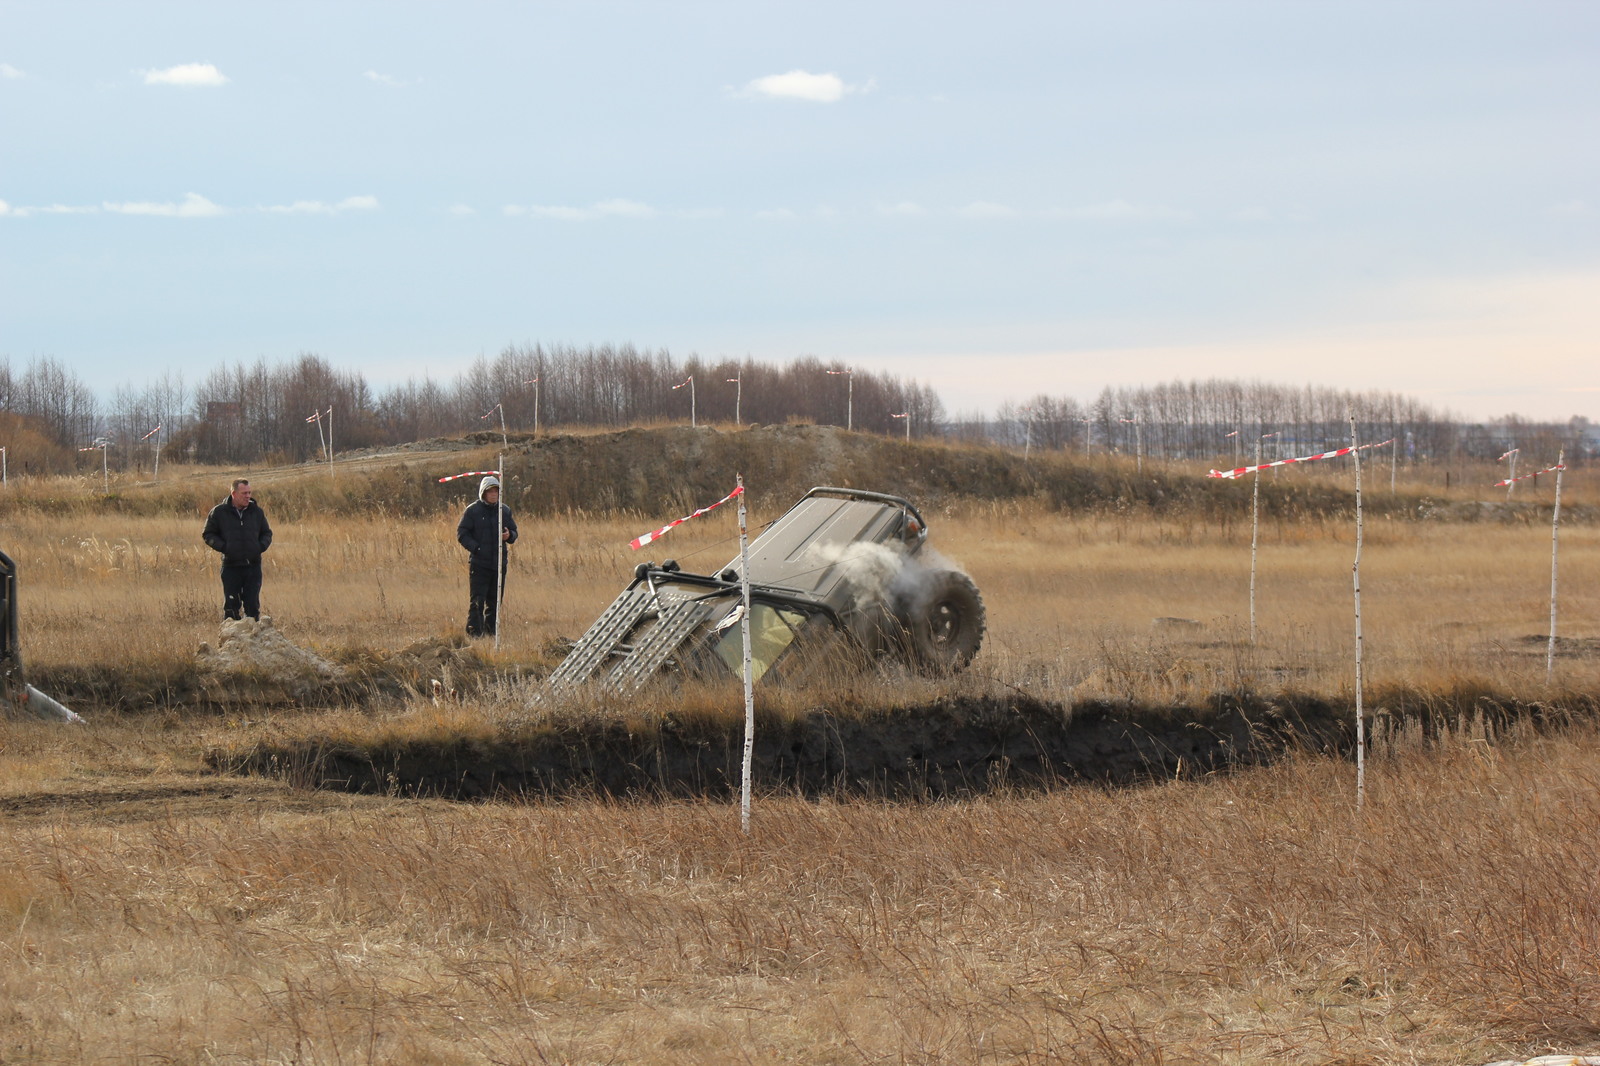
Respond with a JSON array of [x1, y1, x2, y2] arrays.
[[1207, 438, 1395, 480], [630, 485, 744, 550], [1495, 463, 1565, 487], [438, 469, 500, 483], [140, 424, 162, 440], [1497, 448, 1519, 461]]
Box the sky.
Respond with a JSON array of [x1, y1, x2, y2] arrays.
[[2, 0, 1597, 422]]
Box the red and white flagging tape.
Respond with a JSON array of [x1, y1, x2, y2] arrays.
[[1495, 463, 1565, 487], [630, 485, 744, 550], [1207, 439, 1395, 480], [438, 469, 500, 483]]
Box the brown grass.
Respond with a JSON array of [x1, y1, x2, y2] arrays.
[[8, 466, 1595, 702], [2, 444, 1597, 1062], [2, 718, 1597, 1063]]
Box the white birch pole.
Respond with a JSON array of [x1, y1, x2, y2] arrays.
[[1547, 449, 1565, 684], [1349, 412, 1366, 808], [152, 427, 162, 482], [327, 405, 335, 479], [727, 377, 742, 426], [1250, 435, 1263, 644], [1, 446, 7, 484], [736, 474, 755, 834], [494, 452, 505, 654]]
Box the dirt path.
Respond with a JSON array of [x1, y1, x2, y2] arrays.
[[0, 775, 398, 826]]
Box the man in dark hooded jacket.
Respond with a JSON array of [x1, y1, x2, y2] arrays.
[[456, 474, 518, 637], [201, 478, 273, 620]]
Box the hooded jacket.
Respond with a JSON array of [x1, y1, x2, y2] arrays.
[[457, 483, 518, 572], [202, 496, 273, 567]]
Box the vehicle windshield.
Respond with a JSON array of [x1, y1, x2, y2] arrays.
[[712, 603, 808, 683]]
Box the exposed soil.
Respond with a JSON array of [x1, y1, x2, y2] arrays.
[[0, 776, 405, 826], [213, 690, 1598, 802]]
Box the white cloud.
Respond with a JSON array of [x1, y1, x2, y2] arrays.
[[259, 195, 379, 215], [1, 63, 25, 80], [594, 198, 653, 218], [880, 201, 925, 216], [142, 63, 229, 87], [510, 198, 657, 221], [741, 69, 871, 103], [0, 200, 10, 215], [755, 208, 798, 221], [958, 201, 1015, 219], [102, 192, 226, 217], [448, 204, 476, 216], [363, 70, 403, 87], [1049, 198, 1191, 222], [1552, 199, 1591, 217]]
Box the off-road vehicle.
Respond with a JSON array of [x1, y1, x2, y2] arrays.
[[546, 487, 984, 693]]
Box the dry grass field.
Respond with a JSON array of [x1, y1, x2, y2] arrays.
[[2, 436, 1597, 1063]]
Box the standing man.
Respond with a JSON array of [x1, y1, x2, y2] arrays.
[[456, 474, 518, 638], [202, 478, 273, 621]]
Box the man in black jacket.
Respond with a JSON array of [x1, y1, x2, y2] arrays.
[[201, 478, 273, 621], [456, 474, 518, 637]]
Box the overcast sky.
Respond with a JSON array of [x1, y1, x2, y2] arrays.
[[2, 0, 1596, 421]]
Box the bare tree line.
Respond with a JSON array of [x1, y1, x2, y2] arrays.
[[2, 353, 1590, 477], [960, 379, 1594, 468], [0, 348, 944, 473]]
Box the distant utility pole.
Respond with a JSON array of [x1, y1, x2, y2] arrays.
[[892, 411, 910, 442], [673, 375, 696, 428], [523, 378, 541, 437], [1120, 415, 1143, 473], [826, 368, 853, 431], [727, 376, 742, 426]]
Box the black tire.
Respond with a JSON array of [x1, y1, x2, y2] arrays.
[[900, 570, 985, 673]]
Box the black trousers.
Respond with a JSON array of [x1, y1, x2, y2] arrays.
[[467, 566, 505, 636], [221, 562, 263, 620]]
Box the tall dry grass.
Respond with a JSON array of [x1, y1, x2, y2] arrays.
[[3, 451, 1598, 1063], [4, 468, 1596, 702], [2, 716, 1597, 1063]]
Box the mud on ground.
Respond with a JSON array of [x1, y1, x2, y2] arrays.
[[214, 689, 1599, 801]]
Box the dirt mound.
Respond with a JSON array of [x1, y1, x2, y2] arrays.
[[197, 617, 347, 698]]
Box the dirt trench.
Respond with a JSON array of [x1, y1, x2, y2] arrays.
[[218, 694, 1365, 800]]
